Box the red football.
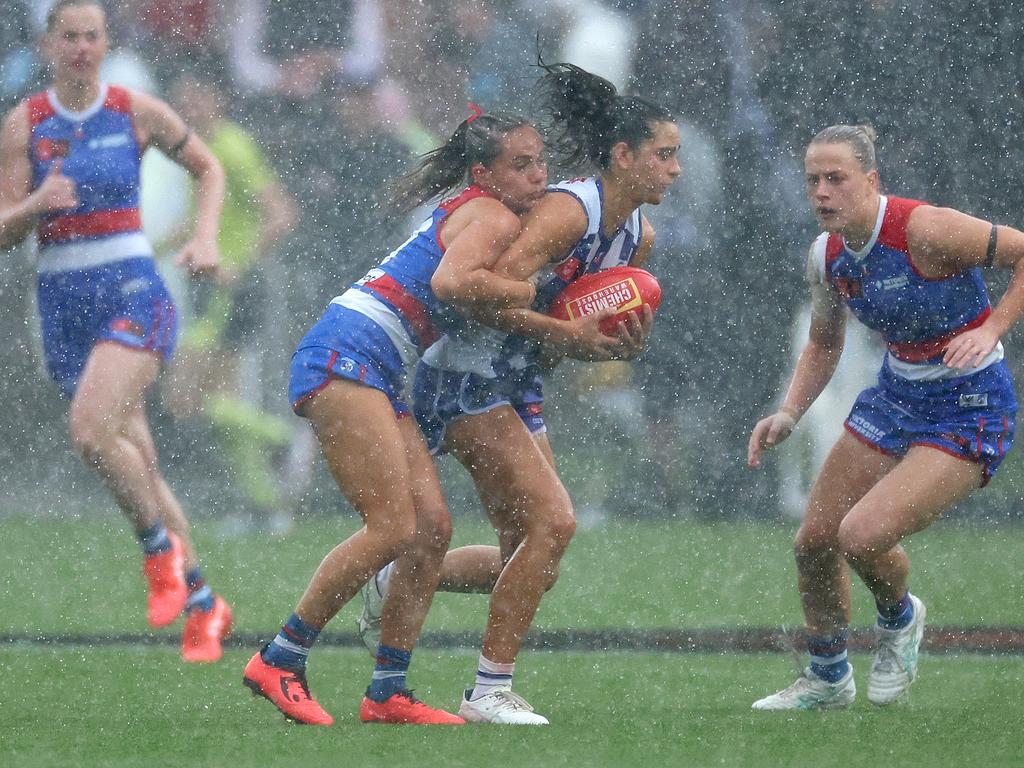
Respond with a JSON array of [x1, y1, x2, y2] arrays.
[[548, 266, 661, 336]]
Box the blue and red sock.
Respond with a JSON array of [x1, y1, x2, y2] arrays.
[[137, 522, 171, 555], [262, 613, 321, 670], [184, 567, 214, 613], [877, 592, 914, 630], [808, 630, 850, 683], [367, 644, 412, 702]]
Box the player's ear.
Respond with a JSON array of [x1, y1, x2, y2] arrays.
[[610, 141, 634, 170], [469, 162, 488, 184]]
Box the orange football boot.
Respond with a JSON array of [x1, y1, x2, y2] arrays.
[[242, 651, 334, 726], [142, 532, 187, 627], [181, 595, 233, 663], [360, 690, 465, 725]]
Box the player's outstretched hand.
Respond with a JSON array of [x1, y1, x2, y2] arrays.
[[176, 236, 220, 279], [747, 410, 798, 469]]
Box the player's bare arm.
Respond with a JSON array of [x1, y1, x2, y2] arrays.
[[0, 103, 78, 249], [907, 204, 1024, 369], [492, 191, 588, 279], [431, 198, 534, 309], [609, 216, 658, 353], [748, 252, 847, 469], [132, 89, 224, 277], [631, 215, 656, 267]]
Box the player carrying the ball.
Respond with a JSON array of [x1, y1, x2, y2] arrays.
[[357, 60, 681, 725]]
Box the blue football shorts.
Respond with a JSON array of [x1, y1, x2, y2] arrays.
[[37, 256, 177, 398], [844, 357, 1017, 485], [289, 302, 410, 418], [412, 363, 546, 454]]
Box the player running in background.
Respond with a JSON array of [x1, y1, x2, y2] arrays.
[[359, 61, 681, 725], [0, 0, 231, 662], [748, 124, 1024, 710], [242, 107, 561, 726]]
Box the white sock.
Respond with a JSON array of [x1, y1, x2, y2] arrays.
[[470, 654, 515, 701]]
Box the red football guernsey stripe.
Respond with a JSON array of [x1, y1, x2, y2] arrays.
[[37, 208, 142, 244], [27, 92, 55, 127], [362, 273, 439, 350], [435, 184, 496, 251], [886, 307, 991, 363], [103, 85, 132, 114]]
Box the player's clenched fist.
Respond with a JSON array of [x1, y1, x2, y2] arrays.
[[33, 160, 78, 213]]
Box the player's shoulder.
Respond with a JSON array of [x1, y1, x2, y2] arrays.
[[806, 231, 837, 283], [1, 99, 32, 148], [445, 194, 522, 240]]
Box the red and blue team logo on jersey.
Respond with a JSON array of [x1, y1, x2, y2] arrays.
[[833, 276, 863, 300], [34, 137, 70, 162], [110, 317, 145, 338]]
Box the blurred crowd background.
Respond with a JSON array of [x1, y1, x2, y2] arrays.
[[2, 0, 1024, 525]]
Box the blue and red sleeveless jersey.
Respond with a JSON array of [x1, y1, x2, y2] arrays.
[[342, 184, 494, 352], [26, 84, 151, 270], [816, 195, 992, 368]]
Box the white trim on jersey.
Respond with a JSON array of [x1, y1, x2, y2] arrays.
[[809, 232, 829, 284], [886, 343, 1004, 381], [36, 231, 154, 273], [844, 195, 888, 260], [331, 288, 419, 368], [421, 320, 506, 377], [47, 84, 110, 122]]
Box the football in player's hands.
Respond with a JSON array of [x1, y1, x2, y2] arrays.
[[549, 266, 661, 335]]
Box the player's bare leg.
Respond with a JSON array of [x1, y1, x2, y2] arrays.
[[446, 406, 572, 724], [295, 381, 428, 628], [795, 432, 897, 637], [838, 445, 978, 704], [246, 379, 461, 725], [68, 343, 194, 627]]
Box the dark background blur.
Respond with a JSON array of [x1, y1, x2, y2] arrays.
[[2, 0, 1023, 522]]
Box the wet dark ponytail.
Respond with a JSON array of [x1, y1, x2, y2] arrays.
[[536, 59, 673, 171], [392, 110, 532, 212]]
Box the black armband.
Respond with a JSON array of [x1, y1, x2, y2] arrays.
[[169, 129, 192, 156], [985, 223, 998, 268]]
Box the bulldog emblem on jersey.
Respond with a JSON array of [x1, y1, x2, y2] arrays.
[[833, 277, 864, 300], [35, 138, 70, 162]]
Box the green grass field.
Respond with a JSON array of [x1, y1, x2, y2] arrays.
[[3, 514, 1024, 767]]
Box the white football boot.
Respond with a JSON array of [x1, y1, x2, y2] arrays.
[[458, 688, 550, 725], [868, 593, 926, 705], [752, 666, 856, 711], [356, 564, 391, 656]]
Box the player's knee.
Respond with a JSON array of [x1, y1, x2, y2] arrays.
[[534, 504, 576, 554], [836, 520, 879, 564], [67, 412, 107, 466], [365, 512, 418, 555], [416, 505, 453, 555], [794, 525, 840, 564]]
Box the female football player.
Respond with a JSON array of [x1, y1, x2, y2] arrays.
[[0, 0, 230, 662], [748, 124, 1024, 709]]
